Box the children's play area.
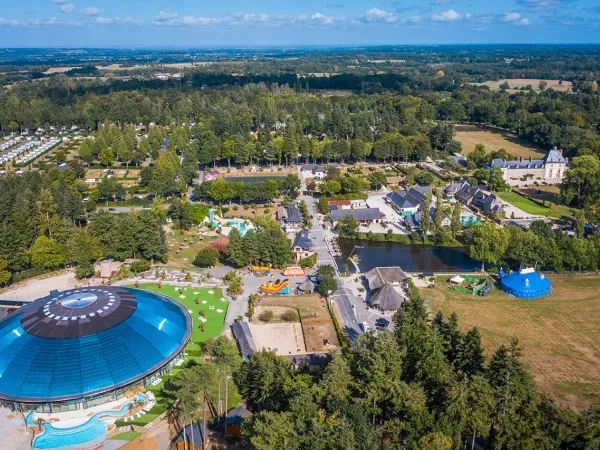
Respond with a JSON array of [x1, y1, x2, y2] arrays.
[[448, 275, 492, 296]]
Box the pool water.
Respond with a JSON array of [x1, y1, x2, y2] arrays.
[[213, 220, 248, 236], [28, 393, 147, 449]]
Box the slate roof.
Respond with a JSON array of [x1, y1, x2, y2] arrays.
[[175, 422, 204, 448], [365, 266, 407, 290], [301, 164, 323, 172], [371, 283, 406, 311], [387, 191, 416, 209], [283, 206, 304, 223], [231, 321, 257, 361], [293, 229, 312, 250], [330, 208, 382, 222], [491, 158, 545, 169], [226, 405, 253, 425], [445, 180, 470, 195], [544, 147, 566, 163]]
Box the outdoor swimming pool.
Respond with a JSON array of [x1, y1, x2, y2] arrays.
[[28, 393, 147, 449]]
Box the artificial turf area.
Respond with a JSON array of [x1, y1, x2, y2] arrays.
[[425, 275, 600, 409], [137, 283, 228, 343], [113, 284, 228, 427], [108, 431, 142, 441]]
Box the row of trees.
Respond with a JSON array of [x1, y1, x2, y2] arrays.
[[225, 284, 600, 449], [468, 220, 600, 272], [192, 175, 301, 205]]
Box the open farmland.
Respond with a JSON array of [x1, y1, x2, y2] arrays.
[[456, 128, 546, 159], [424, 275, 600, 409], [467, 79, 572, 92]]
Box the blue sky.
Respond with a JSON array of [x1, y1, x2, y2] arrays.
[[0, 0, 599, 47]]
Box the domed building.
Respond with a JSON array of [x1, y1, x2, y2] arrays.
[[0, 287, 191, 413]]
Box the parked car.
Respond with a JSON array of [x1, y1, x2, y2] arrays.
[[360, 322, 370, 333], [375, 318, 390, 329], [108, 207, 117, 212]]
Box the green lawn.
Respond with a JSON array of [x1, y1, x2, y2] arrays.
[[113, 285, 228, 427], [137, 283, 228, 343], [498, 191, 573, 218], [109, 431, 142, 441]]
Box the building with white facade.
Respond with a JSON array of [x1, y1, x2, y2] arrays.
[[490, 148, 566, 185]]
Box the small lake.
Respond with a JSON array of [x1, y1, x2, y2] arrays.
[[336, 239, 481, 273], [223, 175, 287, 183]]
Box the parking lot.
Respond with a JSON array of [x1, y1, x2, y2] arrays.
[[365, 192, 409, 235]]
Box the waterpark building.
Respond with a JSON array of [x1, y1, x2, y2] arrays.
[[0, 287, 191, 413]]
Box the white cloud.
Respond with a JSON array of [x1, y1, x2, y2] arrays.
[[363, 8, 397, 23], [517, 17, 531, 25], [0, 17, 20, 27], [60, 3, 75, 13], [52, 0, 66, 3], [504, 12, 522, 21], [432, 9, 461, 21], [432, 0, 452, 4], [96, 16, 142, 25], [82, 7, 100, 16], [465, 12, 472, 19], [310, 12, 335, 25]]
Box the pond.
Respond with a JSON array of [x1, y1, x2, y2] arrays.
[[223, 175, 287, 183], [336, 239, 481, 273]]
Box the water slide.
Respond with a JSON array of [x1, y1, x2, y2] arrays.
[[261, 279, 290, 295]]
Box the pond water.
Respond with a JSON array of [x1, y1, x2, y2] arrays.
[[223, 175, 286, 183], [336, 239, 481, 273]]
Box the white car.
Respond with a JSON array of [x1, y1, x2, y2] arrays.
[[360, 322, 370, 333]]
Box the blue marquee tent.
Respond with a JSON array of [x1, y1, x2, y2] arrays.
[[500, 268, 551, 299]]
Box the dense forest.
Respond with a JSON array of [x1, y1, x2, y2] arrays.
[[170, 283, 600, 450]]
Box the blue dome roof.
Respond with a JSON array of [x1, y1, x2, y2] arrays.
[[500, 269, 551, 299], [0, 287, 191, 403]]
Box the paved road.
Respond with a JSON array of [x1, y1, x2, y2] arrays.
[[300, 172, 363, 340]]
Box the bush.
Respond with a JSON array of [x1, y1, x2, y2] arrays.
[[258, 309, 275, 322], [280, 310, 297, 322], [298, 254, 318, 268], [193, 247, 220, 268], [130, 259, 151, 274]]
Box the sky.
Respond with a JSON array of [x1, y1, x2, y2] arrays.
[[0, 0, 599, 47]]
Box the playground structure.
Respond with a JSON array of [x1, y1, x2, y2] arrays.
[[449, 275, 492, 296], [249, 265, 271, 276], [261, 279, 290, 295]]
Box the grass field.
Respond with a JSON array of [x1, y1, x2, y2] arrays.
[[166, 231, 221, 268], [424, 275, 600, 409], [109, 431, 142, 441], [456, 129, 545, 159], [137, 284, 227, 343], [498, 191, 576, 219]]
